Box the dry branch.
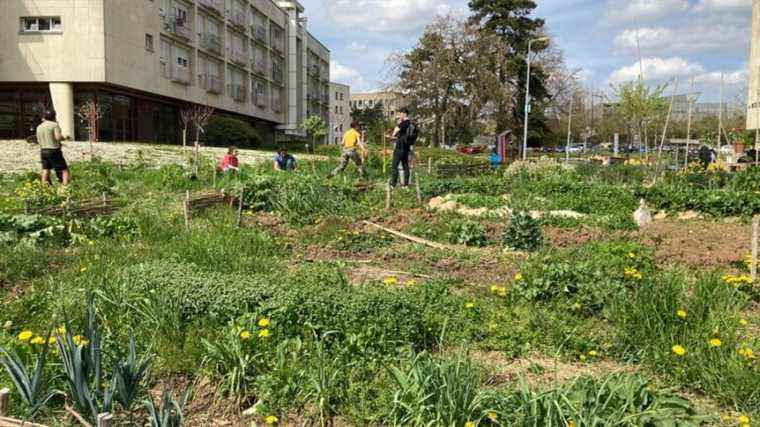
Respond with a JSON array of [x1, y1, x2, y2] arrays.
[[362, 220, 458, 251]]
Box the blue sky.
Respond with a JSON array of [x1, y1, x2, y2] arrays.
[[301, 0, 752, 103]]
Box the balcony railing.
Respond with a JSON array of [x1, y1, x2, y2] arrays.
[[253, 90, 267, 107], [309, 64, 320, 77], [271, 38, 284, 54], [200, 33, 222, 55], [230, 84, 247, 102], [252, 59, 267, 76], [230, 48, 247, 66], [253, 26, 267, 44], [271, 96, 282, 113], [171, 65, 191, 85], [165, 17, 193, 41], [200, 74, 222, 94], [198, 0, 222, 15], [230, 10, 246, 29]]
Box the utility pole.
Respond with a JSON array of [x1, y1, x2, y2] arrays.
[[685, 77, 695, 168], [718, 72, 724, 150], [566, 95, 573, 163]]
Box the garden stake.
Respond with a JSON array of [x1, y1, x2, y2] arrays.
[[427, 157, 432, 174], [415, 175, 422, 206], [385, 184, 391, 210], [0, 388, 8, 416], [102, 192, 107, 208], [236, 189, 244, 228], [212, 167, 216, 190], [183, 190, 190, 231], [97, 413, 113, 427], [752, 215, 759, 282]]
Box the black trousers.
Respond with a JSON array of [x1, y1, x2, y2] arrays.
[[389, 147, 410, 187]]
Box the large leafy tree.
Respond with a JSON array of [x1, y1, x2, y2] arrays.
[[468, 0, 549, 136], [613, 81, 667, 153]]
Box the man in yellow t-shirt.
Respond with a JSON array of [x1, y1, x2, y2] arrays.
[[36, 109, 70, 186], [329, 121, 367, 178]]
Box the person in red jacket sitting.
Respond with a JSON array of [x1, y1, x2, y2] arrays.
[[220, 146, 239, 174]]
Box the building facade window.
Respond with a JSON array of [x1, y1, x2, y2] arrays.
[[145, 34, 154, 51], [21, 17, 62, 33]]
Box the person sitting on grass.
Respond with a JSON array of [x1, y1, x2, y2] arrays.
[[329, 121, 367, 179], [219, 146, 240, 174], [273, 147, 296, 171]]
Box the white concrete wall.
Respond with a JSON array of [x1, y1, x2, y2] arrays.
[[748, 0, 760, 129], [0, 0, 106, 82]]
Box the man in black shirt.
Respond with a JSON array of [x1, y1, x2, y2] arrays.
[[389, 108, 411, 188]]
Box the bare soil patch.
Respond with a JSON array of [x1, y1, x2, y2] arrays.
[[545, 220, 751, 268]]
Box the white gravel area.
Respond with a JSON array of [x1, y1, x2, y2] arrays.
[[0, 140, 321, 173]]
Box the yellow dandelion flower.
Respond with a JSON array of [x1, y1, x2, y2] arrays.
[[739, 318, 748, 326], [265, 415, 278, 425], [258, 329, 270, 338], [488, 322, 498, 330], [624, 267, 643, 280], [80, 267, 87, 273], [48, 336, 57, 345], [738, 348, 756, 359], [18, 330, 33, 342], [490, 285, 499, 293], [383, 277, 398, 286], [465, 302, 475, 309], [671, 345, 686, 356], [579, 354, 587, 362], [56, 325, 66, 335], [240, 330, 252, 340], [627, 252, 636, 259], [708, 338, 722, 347], [258, 318, 270, 328], [676, 309, 687, 319], [30, 336, 45, 345], [404, 279, 417, 286], [73, 335, 89, 347], [464, 422, 475, 427], [567, 420, 576, 427], [487, 412, 498, 421], [514, 273, 523, 281], [739, 415, 750, 427], [588, 350, 598, 357]]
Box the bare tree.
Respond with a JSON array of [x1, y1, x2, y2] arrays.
[[180, 106, 194, 148], [189, 105, 214, 178], [77, 99, 104, 157]]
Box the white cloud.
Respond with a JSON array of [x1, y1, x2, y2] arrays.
[[608, 57, 705, 84], [694, 69, 747, 85], [613, 24, 749, 55], [330, 60, 368, 91], [693, 0, 751, 12], [602, 0, 689, 25], [323, 0, 455, 35]]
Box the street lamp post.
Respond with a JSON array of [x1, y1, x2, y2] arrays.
[[522, 36, 549, 161]]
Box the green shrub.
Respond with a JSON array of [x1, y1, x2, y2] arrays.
[[503, 211, 542, 251], [204, 117, 261, 149], [447, 220, 487, 247]]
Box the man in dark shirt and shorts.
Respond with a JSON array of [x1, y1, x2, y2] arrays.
[[36, 110, 70, 186], [389, 108, 411, 188]]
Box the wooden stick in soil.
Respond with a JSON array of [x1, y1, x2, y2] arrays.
[[363, 220, 453, 251], [0, 388, 8, 416], [101, 192, 107, 208], [752, 215, 759, 282], [415, 174, 422, 206], [96, 413, 113, 427], [236, 189, 244, 228], [427, 157, 432, 174], [654, 77, 679, 181], [385, 185, 391, 210], [183, 190, 190, 231]]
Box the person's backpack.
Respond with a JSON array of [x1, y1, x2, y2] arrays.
[[407, 121, 420, 146]]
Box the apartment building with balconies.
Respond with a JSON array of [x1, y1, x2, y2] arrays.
[[329, 82, 351, 145], [0, 0, 329, 144]]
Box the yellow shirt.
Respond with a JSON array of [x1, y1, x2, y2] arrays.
[[342, 129, 361, 150], [36, 120, 62, 150]]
